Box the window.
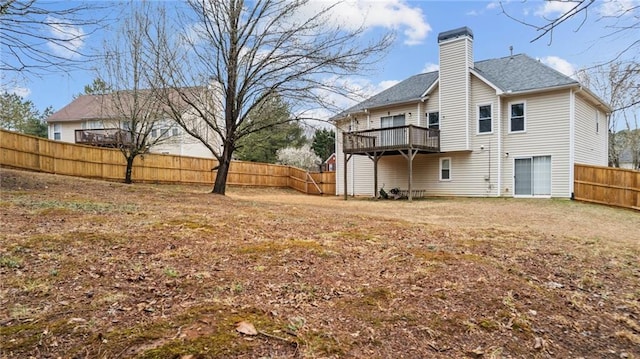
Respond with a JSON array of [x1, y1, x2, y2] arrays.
[[380, 114, 405, 128], [510, 102, 525, 132], [172, 127, 180, 136], [86, 120, 101, 129], [478, 104, 492, 133], [53, 124, 61, 140], [595, 111, 599, 133], [151, 129, 158, 138], [427, 112, 439, 130], [439, 157, 451, 181]]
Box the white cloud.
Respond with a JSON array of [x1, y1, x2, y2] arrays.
[[466, 10, 479, 16], [534, 1, 577, 17], [46, 16, 85, 59], [599, 0, 637, 16], [7, 86, 31, 98], [300, 0, 431, 46], [539, 56, 576, 77], [300, 77, 401, 121], [422, 62, 439, 73], [486, 1, 499, 10], [377, 80, 400, 91]]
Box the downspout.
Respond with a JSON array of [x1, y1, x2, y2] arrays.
[[497, 96, 502, 197], [569, 88, 576, 198]]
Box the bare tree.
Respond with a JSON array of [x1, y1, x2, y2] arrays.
[[578, 62, 640, 166], [95, 3, 178, 184], [147, 0, 392, 195], [0, 0, 107, 76], [499, 0, 639, 63]]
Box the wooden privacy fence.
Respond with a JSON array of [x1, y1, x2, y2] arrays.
[[0, 130, 336, 195], [574, 163, 639, 211]]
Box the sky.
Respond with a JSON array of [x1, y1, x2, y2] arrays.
[[3, 0, 638, 120]]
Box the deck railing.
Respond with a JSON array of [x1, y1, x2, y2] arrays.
[[75, 128, 132, 148], [343, 125, 440, 153]]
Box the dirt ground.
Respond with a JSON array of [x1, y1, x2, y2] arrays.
[[1, 167, 639, 358]]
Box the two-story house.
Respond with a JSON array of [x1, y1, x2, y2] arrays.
[[46, 89, 220, 159], [334, 27, 610, 199]]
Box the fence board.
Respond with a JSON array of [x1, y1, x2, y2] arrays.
[[0, 129, 335, 195], [574, 163, 639, 211]]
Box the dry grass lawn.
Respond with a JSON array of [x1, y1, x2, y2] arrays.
[[1, 167, 639, 358]]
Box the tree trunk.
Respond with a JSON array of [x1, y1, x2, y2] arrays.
[[212, 145, 233, 195], [125, 155, 135, 184]]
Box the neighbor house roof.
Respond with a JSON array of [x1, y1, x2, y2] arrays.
[[332, 53, 584, 120], [47, 87, 206, 123]]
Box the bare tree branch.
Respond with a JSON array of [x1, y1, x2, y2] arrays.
[[0, 0, 109, 76]]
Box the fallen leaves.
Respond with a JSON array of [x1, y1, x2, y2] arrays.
[[235, 321, 258, 336]]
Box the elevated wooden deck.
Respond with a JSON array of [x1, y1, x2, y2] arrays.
[[341, 125, 440, 201], [75, 129, 132, 148], [343, 125, 440, 155]]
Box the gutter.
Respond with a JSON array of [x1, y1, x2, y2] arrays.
[[500, 83, 578, 97]]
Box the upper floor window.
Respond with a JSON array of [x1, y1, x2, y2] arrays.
[[595, 111, 599, 133], [478, 104, 492, 133], [83, 120, 101, 130], [510, 102, 525, 132], [427, 112, 439, 130], [381, 114, 405, 128], [53, 124, 61, 140]]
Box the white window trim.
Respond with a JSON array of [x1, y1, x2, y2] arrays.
[[476, 103, 493, 135], [508, 101, 526, 134], [439, 157, 451, 181], [53, 123, 62, 140], [427, 111, 440, 129]]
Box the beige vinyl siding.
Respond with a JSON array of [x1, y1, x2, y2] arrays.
[[364, 151, 498, 197], [574, 94, 607, 166], [500, 90, 572, 197], [335, 119, 376, 196], [439, 38, 470, 152], [368, 103, 419, 128], [423, 85, 440, 127], [50, 121, 83, 143]]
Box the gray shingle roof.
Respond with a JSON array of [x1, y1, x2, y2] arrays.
[[333, 53, 578, 120], [336, 71, 438, 117], [474, 54, 577, 93]]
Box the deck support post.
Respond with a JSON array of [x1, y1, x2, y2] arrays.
[[399, 149, 418, 202], [343, 153, 352, 200], [366, 151, 384, 199]]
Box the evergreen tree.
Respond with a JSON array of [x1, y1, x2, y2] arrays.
[[0, 92, 51, 138], [235, 94, 306, 163], [311, 128, 336, 161]]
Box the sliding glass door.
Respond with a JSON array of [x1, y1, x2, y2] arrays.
[[514, 156, 551, 196]]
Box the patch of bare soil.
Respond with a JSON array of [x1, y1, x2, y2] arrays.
[[1, 168, 639, 358]]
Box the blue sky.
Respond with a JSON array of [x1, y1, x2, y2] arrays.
[[3, 0, 637, 118]]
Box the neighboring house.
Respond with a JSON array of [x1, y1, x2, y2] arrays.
[[333, 27, 610, 199], [619, 148, 640, 170], [324, 152, 337, 172], [46, 90, 220, 159]]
